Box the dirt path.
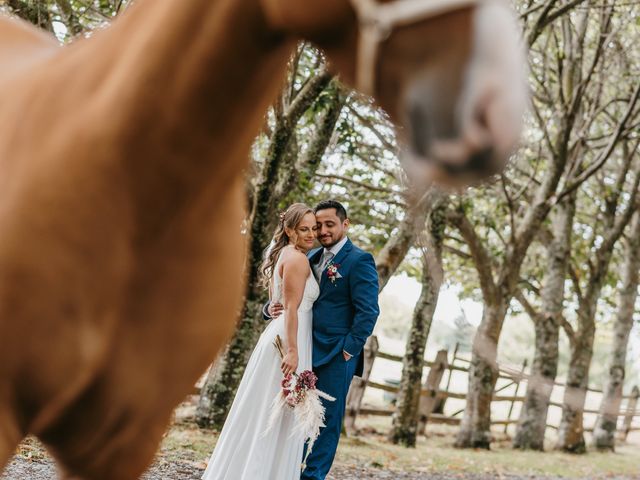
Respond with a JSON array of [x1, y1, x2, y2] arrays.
[[3, 456, 638, 480]]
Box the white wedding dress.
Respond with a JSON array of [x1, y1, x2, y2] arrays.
[[202, 254, 319, 480]]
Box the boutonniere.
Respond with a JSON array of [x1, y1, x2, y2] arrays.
[[326, 262, 342, 285]]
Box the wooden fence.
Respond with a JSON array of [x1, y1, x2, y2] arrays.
[[344, 336, 640, 440]]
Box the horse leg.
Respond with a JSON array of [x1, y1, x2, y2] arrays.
[[45, 423, 168, 480], [38, 381, 174, 480]]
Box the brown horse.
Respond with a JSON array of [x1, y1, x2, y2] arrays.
[[0, 0, 526, 478]]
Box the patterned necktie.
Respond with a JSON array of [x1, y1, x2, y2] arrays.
[[321, 250, 334, 270]]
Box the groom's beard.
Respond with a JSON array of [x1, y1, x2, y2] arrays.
[[318, 233, 344, 249]]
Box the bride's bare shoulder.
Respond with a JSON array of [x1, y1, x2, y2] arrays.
[[280, 247, 310, 270]]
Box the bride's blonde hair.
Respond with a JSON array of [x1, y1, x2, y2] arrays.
[[260, 203, 314, 288]]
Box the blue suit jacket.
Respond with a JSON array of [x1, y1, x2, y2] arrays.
[[308, 239, 379, 377]]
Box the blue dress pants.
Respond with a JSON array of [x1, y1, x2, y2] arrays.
[[301, 353, 359, 480]]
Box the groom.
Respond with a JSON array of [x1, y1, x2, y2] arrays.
[[268, 200, 379, 479]]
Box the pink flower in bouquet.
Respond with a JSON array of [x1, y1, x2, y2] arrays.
[[298, 370, 317, 390], [281, 370, 319, 408]]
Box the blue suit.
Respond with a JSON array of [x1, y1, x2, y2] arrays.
[[302, 239, 379, 480]]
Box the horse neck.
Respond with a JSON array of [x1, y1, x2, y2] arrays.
[[80, 0, 296, 216]]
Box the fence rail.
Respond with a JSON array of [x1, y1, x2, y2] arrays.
[[343, 336, 640, 440]]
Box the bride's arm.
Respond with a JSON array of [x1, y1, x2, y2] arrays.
[[280, 252, 308, 375]]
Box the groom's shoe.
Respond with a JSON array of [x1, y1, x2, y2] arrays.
[[302, 450, 335, 480], [300, 431, 341, 479], [301, 464, 322, 480]]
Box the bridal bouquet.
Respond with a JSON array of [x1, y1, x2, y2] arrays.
[[267, 335, 335, 470]]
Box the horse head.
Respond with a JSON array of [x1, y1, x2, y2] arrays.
[[262, 0, 528, 187], [0, 1, 529, 477]]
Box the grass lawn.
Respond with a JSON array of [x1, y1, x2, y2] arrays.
[[158, 413, 640, 478]]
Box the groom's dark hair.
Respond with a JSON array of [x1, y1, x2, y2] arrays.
[[315, 200, 348, 222]]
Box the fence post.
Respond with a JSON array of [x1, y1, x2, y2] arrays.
[[433, 342, 459, 414], [444, 342, 459, 392], [618, 385, 639, 442], [417, 349, 449, 435], [344, 335, 379, 435], [504, 358, 528, 433]]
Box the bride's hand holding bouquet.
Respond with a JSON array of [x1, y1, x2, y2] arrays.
[[281, 348, 298, 376]]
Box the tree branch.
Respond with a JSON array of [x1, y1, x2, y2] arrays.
[[527, 0, 561, 47], [568, 260, 584, 305], [345, 103, 397, 152], [314, 173, 396, 195], [514, 289, 539, 320], [558, 315, 576, 347], [446, 207, 498, 302], [500, 174, 516, 240], [557, 81, 640, 201], [443, 244, 471, 260], [285, 69, 332, 123], [541, 0, 590, 36]]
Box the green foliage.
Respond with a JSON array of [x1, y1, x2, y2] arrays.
[[4, 0, 129, 39]]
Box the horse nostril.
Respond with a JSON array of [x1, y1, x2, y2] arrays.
[[431, 145, 495, 177], [467, 146, 495, 173]]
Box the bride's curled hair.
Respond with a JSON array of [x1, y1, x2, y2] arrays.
[[260, 203, 314, 288]]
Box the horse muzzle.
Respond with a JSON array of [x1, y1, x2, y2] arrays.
[[402, 131, 505, 188]]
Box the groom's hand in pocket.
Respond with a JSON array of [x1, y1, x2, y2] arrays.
[[343, 350, 353, 361], [268, 302, 284, 318]]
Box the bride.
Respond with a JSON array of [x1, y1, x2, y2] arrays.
[[202, 203, 319, 480]]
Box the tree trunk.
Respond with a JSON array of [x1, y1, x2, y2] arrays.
[[454, 300, 508, 449], [389, 200, 446, 447], [514, 193, 576, 450], [279, 80, 347, 206], [512, 314, 558, 450], [375, 189, 438, 291], [556, 322, 595, 453], [196, 68, 333, 428], [556, 161, 640, 452], [593, 211, 640, 450]]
